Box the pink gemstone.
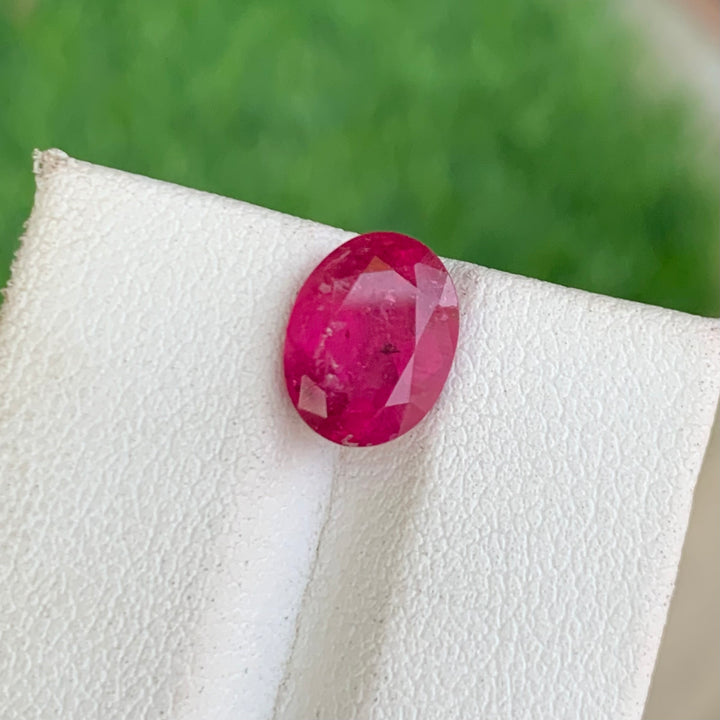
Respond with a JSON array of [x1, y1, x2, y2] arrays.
[[283, 231, 459, 446]]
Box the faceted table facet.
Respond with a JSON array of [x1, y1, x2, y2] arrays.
[[283, 232, 459, 446]]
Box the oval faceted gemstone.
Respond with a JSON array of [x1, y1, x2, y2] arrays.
[[283, 232, 459, 446]]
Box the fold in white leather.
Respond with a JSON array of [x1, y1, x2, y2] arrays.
[[1, 150, 718, 720]]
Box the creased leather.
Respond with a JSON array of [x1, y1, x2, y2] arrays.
[[1, 150, 718, 720]]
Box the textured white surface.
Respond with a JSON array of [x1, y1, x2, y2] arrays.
[[1, 150, 718, 720]]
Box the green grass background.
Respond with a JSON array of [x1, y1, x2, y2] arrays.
[[0, 0, 717, 314]]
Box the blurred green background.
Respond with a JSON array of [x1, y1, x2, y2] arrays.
[[0, 0, 717, 314]]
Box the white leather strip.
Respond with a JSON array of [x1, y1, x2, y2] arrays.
[[0, 150, 340, 720], [1, 150, 718, 720], [276, 264, 720, 720]]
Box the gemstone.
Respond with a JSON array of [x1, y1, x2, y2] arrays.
[[283, 231, 459, 446]]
